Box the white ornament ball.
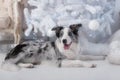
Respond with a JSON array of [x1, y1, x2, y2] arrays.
[[88, 20, 100, 31]]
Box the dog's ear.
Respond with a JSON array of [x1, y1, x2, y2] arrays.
[[52, 26, 63, 37], [70, 23, 82, 30], [52, 26, 63, 31], [70, 23, 82, 36]]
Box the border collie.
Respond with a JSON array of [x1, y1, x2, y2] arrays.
[[1, 23, 96, 71]]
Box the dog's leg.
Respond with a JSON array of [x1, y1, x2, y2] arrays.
[[18, 63, 34, 68], [61, 60, 96, 68], [79, 55, 106, 61]]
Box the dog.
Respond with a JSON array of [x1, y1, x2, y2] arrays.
[[53, 24, 106, 60], [1, 23, 96, 71]]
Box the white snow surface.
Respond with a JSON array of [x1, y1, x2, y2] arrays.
[[0, 53, 120, 80]]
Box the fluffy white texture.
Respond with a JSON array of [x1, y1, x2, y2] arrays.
[[108, 30, 120, 65], [107, 30, 120, 65], [108, 41, 120, 65]]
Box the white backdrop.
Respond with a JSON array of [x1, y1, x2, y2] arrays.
[[24, 0, 116, 43]]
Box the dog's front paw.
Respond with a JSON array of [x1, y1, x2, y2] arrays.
[[27, 64, 34, 68], [90, 64, 96, 68], [85, 63, 96, 68]]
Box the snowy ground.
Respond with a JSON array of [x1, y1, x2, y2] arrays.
[[0, 54, 120, 80]]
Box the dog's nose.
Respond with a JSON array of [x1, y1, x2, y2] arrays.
[[62, 39, 67, 44]]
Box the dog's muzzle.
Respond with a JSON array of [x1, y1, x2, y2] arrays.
[[64, 42, 72, 50]]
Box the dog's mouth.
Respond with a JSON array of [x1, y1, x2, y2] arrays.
[[64, 42, 72, 50]]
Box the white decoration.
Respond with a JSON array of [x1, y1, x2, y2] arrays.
[[107, 30, 120, 65], [24, 8, 33, 36], [24, 0, 115, 42], [39, 15, 56, 37], [108, 41, 120, 64], [88, 20, 100, 31], [85, 5, 97, 14]]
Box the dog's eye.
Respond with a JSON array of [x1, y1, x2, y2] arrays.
[[68, 32, 72, 36], [60, 32, 63, 37]]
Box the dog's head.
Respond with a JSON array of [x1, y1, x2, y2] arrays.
[[52, 23, 82, 50]]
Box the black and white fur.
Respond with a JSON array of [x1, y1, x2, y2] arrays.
[[1, 40, 61, 71], [1, 24, 96, 71]]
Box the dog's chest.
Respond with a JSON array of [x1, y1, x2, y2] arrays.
[[56, 41, 79, 59]]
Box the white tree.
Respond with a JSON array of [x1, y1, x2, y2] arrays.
[[24, 0, 115, 42]]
